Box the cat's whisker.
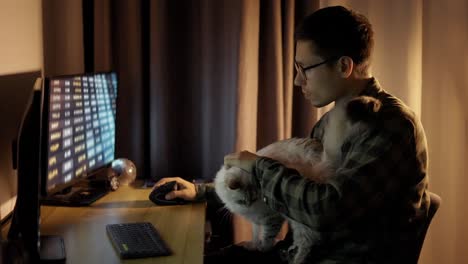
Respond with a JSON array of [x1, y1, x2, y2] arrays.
[[219, 208, 233, 227], [214, 205, 229, 223], [215, 205, 228, 214]]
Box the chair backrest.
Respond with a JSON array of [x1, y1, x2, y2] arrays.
[[412, 191, 441, 263]]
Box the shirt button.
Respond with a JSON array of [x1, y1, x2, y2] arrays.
[[263, 197, 267, 203]]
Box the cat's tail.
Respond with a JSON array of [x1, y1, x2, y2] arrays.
[[346, 96, 382, 123]]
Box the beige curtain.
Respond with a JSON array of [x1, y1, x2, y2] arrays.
[[320, 1, 468, 263], [420, 1, 468, 263]]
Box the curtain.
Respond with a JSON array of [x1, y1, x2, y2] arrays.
[[420, 1, 468, 263], [42, 0, 468, 262], [42, 0, 320, 182]]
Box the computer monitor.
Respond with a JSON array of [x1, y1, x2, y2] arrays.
[[6, 75, 66, 262], [6, 75, 48, 259], [0, 71, 41, 223], [41, 72, 118, 205]]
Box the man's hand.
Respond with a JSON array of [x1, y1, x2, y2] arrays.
[[153, 177, 196, 201], [224, 150, 259, 173]]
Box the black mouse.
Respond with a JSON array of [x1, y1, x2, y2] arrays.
[[149, 181, 188, 206]]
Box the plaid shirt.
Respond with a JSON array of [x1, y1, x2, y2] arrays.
[[197, 78, 430, 263], [254, 78, 430, 263]]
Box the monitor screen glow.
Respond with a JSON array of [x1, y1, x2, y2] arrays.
[[45, 72, 117, 193]]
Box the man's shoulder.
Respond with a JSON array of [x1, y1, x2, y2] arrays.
[[361, 78, 418, 125], [364, 88, 428, 158], [374, 90, 421, 134]]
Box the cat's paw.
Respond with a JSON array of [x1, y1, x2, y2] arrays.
[[257, 239, 275, 252], [239, 240, 274, 252], [238, 241, 260, 251]]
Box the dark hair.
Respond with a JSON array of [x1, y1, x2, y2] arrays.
[[295, 6, 374, 74]]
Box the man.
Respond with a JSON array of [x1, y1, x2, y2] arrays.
[[155, 5, 430, 263]]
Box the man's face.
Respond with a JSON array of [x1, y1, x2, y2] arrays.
[[294, 40, 345, 107]]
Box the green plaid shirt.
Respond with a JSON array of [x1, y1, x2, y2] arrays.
[[197, 78, 430, 263], [253, 78, 430, 263]]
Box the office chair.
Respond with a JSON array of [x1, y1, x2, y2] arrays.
[[412, 191, 441, 263]]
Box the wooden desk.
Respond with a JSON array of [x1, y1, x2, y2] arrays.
[[3, 186, 206, 264]]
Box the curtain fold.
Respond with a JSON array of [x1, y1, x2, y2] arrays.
[[110, 0, 147, 177], [93, 0, 112, 71], [140, 0, 244, 180], [420, 1, 468, 263], [256, 0, 289, 147], [235, 0, 260, 153], [42, 0, 85, 76]]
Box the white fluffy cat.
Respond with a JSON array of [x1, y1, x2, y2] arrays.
[[214, 96, 381, 264]]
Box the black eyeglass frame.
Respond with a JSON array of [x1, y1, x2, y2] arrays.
[[294, 56, 339, 80]]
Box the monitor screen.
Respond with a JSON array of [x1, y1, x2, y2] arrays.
[[43, 72, 117, 194]]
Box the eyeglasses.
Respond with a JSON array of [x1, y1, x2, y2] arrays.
[[294, 57, 338, 80]]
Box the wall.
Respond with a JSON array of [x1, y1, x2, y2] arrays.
[[0, 0, 43, 221]]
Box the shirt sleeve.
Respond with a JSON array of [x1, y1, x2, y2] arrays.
[[253, 117, 416, 231]]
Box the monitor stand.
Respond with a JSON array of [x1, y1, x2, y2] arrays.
[[41, 185, 109, 207], [40, 235, 66, 263], [0, 235, 66, 263]]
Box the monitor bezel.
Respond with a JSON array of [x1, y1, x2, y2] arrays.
[[40, 71, 118, 196]]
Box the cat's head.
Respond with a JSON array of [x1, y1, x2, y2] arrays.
[[214, 165, 260, 208]]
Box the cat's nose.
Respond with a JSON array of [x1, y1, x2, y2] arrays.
[[227, 179, 242, 190]]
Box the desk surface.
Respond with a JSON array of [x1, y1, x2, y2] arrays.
[[3, 185, 206, 264]]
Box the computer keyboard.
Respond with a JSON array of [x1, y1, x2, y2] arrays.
[[106, 222, 172, 259]]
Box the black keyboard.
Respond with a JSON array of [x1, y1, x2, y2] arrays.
[[106, 222, 172, 259]]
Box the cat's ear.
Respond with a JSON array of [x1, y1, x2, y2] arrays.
[[227, 177, 244, 190]]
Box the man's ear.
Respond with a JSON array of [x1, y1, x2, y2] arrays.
[[337, 56, 354, 78]]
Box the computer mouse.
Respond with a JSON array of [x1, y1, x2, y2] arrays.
[[149, 181, 188, 206]]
